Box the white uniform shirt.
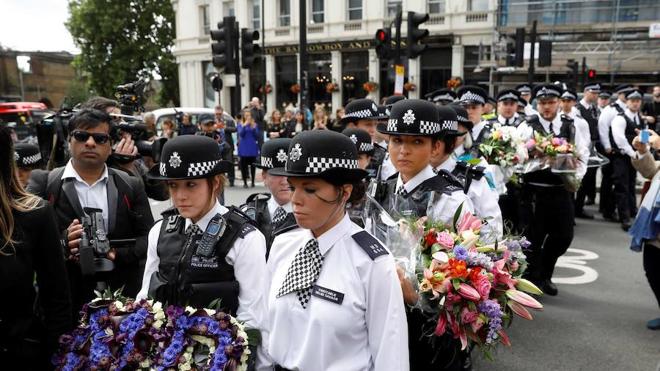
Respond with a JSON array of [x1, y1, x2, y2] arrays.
[[598, 99, 626, 150], [517, 114, 590, 180], [376, 140, 397, 181], [611, 108, 643, 157], [472, 120, 489, 141], [267, 197, 292, 220], [61, 160, 109, 230], [263, 214, 409, 371], [497, 113, 520, 126], [395, 165, 475, 225], [137, 201, 268, 333], [567, 108, 593, 150], [524, 104, 539, 117], [434, 157, 503, 240]]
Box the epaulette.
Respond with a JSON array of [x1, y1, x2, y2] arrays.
[[351, 231, 389, 260], [560, 114, 574, 122], [386, 171, 399, 181], [245, 192, 271, 204], [161, 207, 181, 233], [436, 169, 465, 190], [226, 206, 258, 238]]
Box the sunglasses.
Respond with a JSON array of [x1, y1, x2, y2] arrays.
[[72, 131, 110, 144]]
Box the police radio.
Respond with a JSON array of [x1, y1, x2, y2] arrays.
[[194, 214, 227, 258]]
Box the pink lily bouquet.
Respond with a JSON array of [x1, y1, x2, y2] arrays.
[[527, 132, 577, 174], [413, 212, 543, 359]]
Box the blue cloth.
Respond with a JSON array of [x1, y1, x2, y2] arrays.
[[237, 123, 260, 157], [629, 180, 660, 252], [178, 123, 197, 136]]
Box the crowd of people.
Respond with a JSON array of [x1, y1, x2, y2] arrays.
[[0, 82, 659, 370]]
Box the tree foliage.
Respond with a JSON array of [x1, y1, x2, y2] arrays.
[[66, 0, 179, 107]]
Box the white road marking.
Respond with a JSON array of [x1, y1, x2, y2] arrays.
[[553, 247, 599, 284]]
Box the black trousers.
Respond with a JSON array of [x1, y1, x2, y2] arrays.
[[525, 185, 575, 281], [221, 144, 235, 185], [600, 156, 615, 215], [575, 167, 597, 212], [643, 245, 660, 309], [239, 156, 256, 186], [612, 154, 637, 222], [499, 183, 527, 235]]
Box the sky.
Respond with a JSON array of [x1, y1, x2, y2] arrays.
[[1, 0, 79, 53]]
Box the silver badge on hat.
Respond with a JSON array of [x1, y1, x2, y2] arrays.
[[402, 109, 415, 125], [14, 152, 19, 161], [372, 103, 378, 112], [349, 134, 358, 144], [169, 152, 182, 168], [276, 149, 288, 162], [289, 143, 302, 162]]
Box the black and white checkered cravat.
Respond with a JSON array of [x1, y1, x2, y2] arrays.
[[396, 185, 408, 196], [272, 206, 287, 225], [277, 239, 323, 308], [185, 223, 203, 237]]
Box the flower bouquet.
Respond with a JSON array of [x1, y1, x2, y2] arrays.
[[478, 123, 529, 194], [412, 212, 544, 358], [528, 132, 577, 174], [53, 291, 250, 371]]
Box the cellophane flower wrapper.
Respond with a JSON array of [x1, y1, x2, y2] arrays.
[[479, 123, 529, 191]]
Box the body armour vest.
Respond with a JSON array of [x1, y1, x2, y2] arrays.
[[366, 143, 388, 180], [148, 207, 255, 313], [523, 115, 576, 187], [240, 193, 297, 258], [609, 112, 645, 152]]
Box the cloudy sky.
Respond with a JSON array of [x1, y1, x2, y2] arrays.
[[1, 0, 78, 53]]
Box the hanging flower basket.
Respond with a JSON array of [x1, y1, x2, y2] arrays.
[[404, 82, 417, 92], [326, 82, 339, 94], [447, 77, 463, 90], [290, 84, 301, 94], [363, 81, 378, 92]]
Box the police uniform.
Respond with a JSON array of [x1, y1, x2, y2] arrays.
[[376, 99, 474, 371], [598, 84, 633, 219], [575, 83, 602, 214], [516, 85, 590, 296], [425, 88, 457, 106], [137, 135, 268, 336], [342, 128, 375, 227], [610, 89, 647, 230], [516, 83, 539, 117], [377, 96, 408, 182], [457, 85, 493, 148], [14, 143, 43, 169], [240, 138, 298, 256], [490, 89, 525, 127], [264, 130, 409, 371]]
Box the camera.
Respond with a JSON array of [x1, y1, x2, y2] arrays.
[[37, 101, 75, 169], [79, 207, 113, 276]]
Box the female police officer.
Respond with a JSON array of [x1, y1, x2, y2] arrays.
[[262, 130, 409, 371], [136, 135, 268, 356]]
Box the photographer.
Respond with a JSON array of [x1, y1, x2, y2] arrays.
[[28, 109, 154, 317], [81, 96, 169, 201]]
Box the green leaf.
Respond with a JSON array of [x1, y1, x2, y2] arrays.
[[452, 279, 461, 291], [452, 202, 464, 230]]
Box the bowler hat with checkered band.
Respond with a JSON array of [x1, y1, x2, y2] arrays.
[[340, 98, 388, 125], [457, 85, 488, 105], [255, 138, 292, 170], [342, 128, 375, 155], [269, 130, 368, 183], [14, 143, 43, 169], [147, 135, 231, 180], [425, 88, 457, 104], [378, 99, 445, 137], [449, 103, 474, 131]]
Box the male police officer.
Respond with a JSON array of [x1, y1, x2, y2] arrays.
[[457, 85, 491, 147], [576, 83, 602, 209], [425, 88, 457, 106], [516, 83, 539, 116], [490, 89, 525, 127]]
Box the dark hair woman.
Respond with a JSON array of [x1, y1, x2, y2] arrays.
[[0, 126, 72, 367], [264, 130, 409, 370]]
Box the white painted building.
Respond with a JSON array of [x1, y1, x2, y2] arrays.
[[172, 0, 498, 114]]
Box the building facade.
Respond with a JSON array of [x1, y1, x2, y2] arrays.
[[172, 0, 498, 114]]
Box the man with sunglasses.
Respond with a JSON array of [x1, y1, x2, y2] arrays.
[[28, 109, 154, 319]]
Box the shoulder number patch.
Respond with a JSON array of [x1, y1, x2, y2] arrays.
[[352, 231, 388, 260], [238, 223, 256, 238]]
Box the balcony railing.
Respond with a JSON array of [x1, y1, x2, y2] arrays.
[[308, 24, 324, 33], [344, 21, 362, 32], [466, 12, 489, 23], [274, 27, 290, 37], [428, 14, 445, 25]]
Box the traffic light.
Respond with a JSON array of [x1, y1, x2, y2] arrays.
[[407, 11, 429, 59], [211, 16, 236, 73], [587, 69, 597, 80], [538, 40, 552, 67], [566, 59, 579, 89], [211, 74, 223, 91], [240, 28, 261, 69], [514, 27, 525, 67], [375, 28, 392, 60]]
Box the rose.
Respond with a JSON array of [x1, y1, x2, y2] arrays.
[[472, 274, 492, 299], [461, 307, 479, 324], [526, 139, 536, 150], [551, 137, 561, 146], [437, 231, 455, 249]]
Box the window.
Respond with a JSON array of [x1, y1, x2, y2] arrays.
[[203, 62, 216, 108], [279, 0, 291, 27], [252, 0, 261, 29], [468, 0, 488, 12], [347, 0, 362, 21], [275, 55, 298, 109], [386, 0, 401, 18], [311, 0, 324, 24], [200, 5, 210, 35], [341, 51, 369, 105], [223, 1, 235, 17], [428, 0, 445, 14]]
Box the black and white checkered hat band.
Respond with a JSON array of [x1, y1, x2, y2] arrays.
[[434, 94, 455, 102], [359, 142, 374, 152], [345, 109, 374, 119], [188, 160, 221, 177], [419, 121, 441, 134], [440, 120, 458, 132], [159, 162, 166, 176], [18, 153, 41, 165], [561, 92, 577, 100], [260, 156, 273, 168], [498, 93, 518, 101], [459, 92, 485, 104], [305, 157, 358, 173], [457, 114, 469, 122], [627, 91, 642, 99], [536, 87, 561, 98]]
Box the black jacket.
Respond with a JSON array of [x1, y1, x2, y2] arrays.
[[28, 166, 154, 315], [0, 202, 71, 368]]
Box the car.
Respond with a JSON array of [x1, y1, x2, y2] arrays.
[[0, 102, 53, 141], [151, 107, 233, 136]]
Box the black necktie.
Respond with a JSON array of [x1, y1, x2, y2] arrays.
[[505, 118, 510, 126], [277, 239, 323, 308]]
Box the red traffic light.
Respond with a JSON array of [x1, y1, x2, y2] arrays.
[[375, 29, 390, 42], [587, 69, 597, 79]]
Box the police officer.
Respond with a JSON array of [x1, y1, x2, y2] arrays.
[[610, 88, 647, 231], [490, 89, 525, 127], [137, 135, 268, 359], [457, 85, 492, 148], [516, 83, 539, 116], [341, 98, 389, 181], [241, 138, 297, 255], [375, 98, 473, 371], [576, 83, 602, 211], [13, 143, 43, 188], [425, 88, 457, 106], [342, 127, 375, 227], [598, 90, 612, 112], [264, 130, 409, 371], [517, 84, 590, 296], [598, 84, 633, 220], [450, 103, 475, 160], [483, 95, 498, 121], [375, 95, 408, 181]]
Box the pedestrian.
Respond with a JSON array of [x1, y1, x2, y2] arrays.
[[177, 113, 197, 136], [598, 90, 612, 111], [0, 126, 71, 368], [215, 105, 236, 187], [516, 84, 590, 296], [13, 143, 43, 188], [238, 110, 260, 188], [341, 127, 375, 227], [266, 109, 287, 139], [642, 85, 660, 132], [137, 134, 269, 367], [161, 119, 176, 139], [263, 130, 409, 371], [311, 106, 329, 130], [142, 112, 157, 140], [490, 89, 524, 126], [628, 129, 660, 330], [575, 83, 602, 211], [516, 83, 538, 117], [329, 107, 345, 131], [249, 97, 266, 147], [610, 88, 647, 231], [457, 85, 492, 151], [292, 110, 309, 135], [425, 88, 457, 106]]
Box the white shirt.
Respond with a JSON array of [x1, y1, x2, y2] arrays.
[[263, 214, 409, 371], [376, 141, 397, 181], [566, 108, 592, 151], [598, 99, 626, 150], [434, 157, 503, 240], [497, 113, 519, 126], [137, 201, 268, 333], [611, 108, 642, 157], [267, 197, 292, 220], [524, 104, 539, 117], [472, 120, 488, 141], [61, 160, 109, 230], [395, 165, 475, 225]]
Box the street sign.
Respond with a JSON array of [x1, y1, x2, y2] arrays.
[[650, 23, 660, 38]]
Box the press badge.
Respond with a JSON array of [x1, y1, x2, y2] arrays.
[[311, 285, 344, 305]]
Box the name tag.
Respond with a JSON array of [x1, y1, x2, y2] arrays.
[[311, 285, 344, 305]]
